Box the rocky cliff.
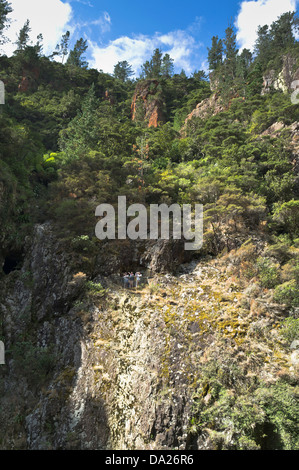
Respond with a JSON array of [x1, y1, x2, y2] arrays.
[[262, 53, 299, 95], [0, 223, 298, 450], [131, 79, 165, 127], [182, 93, 225, 133]]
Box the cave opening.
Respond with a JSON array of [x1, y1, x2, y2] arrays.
[[3, 251, 23, 275]]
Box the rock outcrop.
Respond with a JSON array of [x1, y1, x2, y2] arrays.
[[0, 220, 297, 450], [18, 67, 40, 93], [262, 53, 299, 95], [181, 93, 225, 135], [131, 79, 164, 127]]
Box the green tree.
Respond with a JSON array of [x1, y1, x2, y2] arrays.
[[254, 25, 272, 68], [208, 36, 223, 71], [67, 38, 88, 68], [237, 48, 252, 76], [223, 25, 238, 81], [113, 60, 134, 82], [273, 200, 299, 239], [140, 59, 151, 79], [15, 19, 31, 52], [53, 30, 70, 64], [161, 53, 174, 78], [236, 48, 253, 96], [151, 48, 163, 77], [270, 11, 298, 53], [254, 13, 299, 68], [0, 0, 12, 44], [59, 84, 99, 160], [140, 48, 167, 78], [35, 33, 43, 56], [246, 61, 263, 97]]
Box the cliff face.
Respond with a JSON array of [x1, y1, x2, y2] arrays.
[[0, 223, 297, 450], [131, 79, 164, 127], [181, 93, 225, 135], [183, 93, 224, 127], [18, 67, 40, 93], [0, 225, 192, 450], [182, 52, 299, 135], [262, 53, 299, 95]]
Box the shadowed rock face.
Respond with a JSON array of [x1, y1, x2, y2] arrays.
[[0, 224, 193, 450], [0, 222, 297, 450], [18, 67, 40, 93], [131, 79, 164, 127]]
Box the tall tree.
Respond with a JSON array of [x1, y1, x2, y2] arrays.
[[141, 49, 174, 79], [254, 25, 272, 67], [254, 12, 298, 68], [246, 61, 263, 98], [236, 48, 253, 97], [151, 48, 163, 77], [223, 25, 238, 80], [15, 19, 31, 52], [113, 60, 134, 82], [53, 31, 70, 63], [208, 36, 223, 71], [59, 83, 99, 160], [140, 59, 151, 79], [66, 38, 88, 68], [270, 11, 298, 52], [161, 53, 174, 78], [0, 0, 12, 44], [236, 48, 253, 79], [35, 33, 43, 56]]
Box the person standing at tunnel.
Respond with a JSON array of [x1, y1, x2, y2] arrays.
[[135, 272, 142, 288], [123, 273, 129, 288], [129, 272, 135, 289]]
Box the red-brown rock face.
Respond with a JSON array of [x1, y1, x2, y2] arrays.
[[181, 93, 225, 135], [131, 79, 164, 127], [18, 67, 40, 93]]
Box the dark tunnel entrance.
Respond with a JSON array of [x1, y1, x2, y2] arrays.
[[2, 251, 23, 275]]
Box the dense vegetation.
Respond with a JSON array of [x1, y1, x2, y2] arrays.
[[0, 1, 298, 450]]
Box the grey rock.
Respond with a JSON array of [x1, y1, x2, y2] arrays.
[[290, 340, 299, 350]]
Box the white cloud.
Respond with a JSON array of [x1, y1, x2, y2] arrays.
[[68, 0, 94, 6], [3, 0, 73, 56], [89, 29, 199, 76], [1, 2, 202, 75], [77, 11, 111, 35], [236, 0, 298, 51]]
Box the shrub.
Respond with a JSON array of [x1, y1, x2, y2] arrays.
[[85, 281, 106, 297], [280, 317, 299, 343], [12, 341, 57, 387], [256, 257, 280, 288], [274, 280, 299, 307]]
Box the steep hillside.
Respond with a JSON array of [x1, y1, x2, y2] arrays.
[[0, 8, 299, 451], [1, 223, 298, 450]]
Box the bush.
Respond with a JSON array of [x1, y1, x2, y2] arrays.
[[85, 281, 106, 297], [274, 280, 299, 307], [256, 257, 280, 288], [280, 317, 299, 343], [12, 341, 57, 387]]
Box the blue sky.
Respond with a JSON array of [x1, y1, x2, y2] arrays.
[[3, 0, 299, 76]]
